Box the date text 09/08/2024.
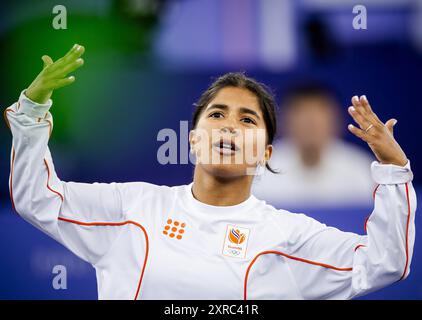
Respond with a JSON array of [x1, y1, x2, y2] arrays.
[[163, 304, 259, 317]]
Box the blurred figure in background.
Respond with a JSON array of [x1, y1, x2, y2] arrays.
[[252, 82, 375, 208]]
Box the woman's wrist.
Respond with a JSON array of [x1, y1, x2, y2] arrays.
[[25, 86, 51, 104], [380, 157, 408, 167]]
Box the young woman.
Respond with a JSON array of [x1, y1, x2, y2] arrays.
[[4, 44, 416, 299]]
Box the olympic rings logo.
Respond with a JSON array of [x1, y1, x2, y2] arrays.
[[228, 249, 241, 256]]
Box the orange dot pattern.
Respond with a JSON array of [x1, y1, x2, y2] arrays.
[[162, 218, 186, 240]]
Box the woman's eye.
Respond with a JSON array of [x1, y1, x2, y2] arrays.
[[241, 117, 256, 125], [209, 112, 223, 118]]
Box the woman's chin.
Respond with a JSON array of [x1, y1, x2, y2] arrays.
[[199, 163, 252, 179]]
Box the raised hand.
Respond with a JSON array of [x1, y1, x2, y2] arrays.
[[25, 44, 85, 104], [347, 95, 408, 167]]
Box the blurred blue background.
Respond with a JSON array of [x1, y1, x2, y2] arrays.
[[0, 0, 421, 299]]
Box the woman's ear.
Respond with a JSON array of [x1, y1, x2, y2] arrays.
[[189, 129, 195, 143], [189, 129, 196, 151], [264, 144, 273, 162]]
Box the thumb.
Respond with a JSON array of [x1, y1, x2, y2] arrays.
[[385, 118, 397, 135], [41, 55, 53, 69]]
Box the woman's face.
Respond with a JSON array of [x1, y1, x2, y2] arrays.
[[190, 86, 272, 178]]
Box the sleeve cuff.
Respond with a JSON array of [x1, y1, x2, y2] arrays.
[[371, 160, 413, 184], [18, 89, 52, 118]]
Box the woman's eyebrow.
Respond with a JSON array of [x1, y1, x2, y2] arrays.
[[205, 104, 228, 113]]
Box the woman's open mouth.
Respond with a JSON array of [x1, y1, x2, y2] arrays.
[[212, 138, 240, 156]]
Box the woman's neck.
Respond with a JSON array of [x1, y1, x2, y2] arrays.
[[192, 166, 253, 206]]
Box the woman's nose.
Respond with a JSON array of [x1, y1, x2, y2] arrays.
[[219, 115, 240, 135], [220, 125, 240, 136]]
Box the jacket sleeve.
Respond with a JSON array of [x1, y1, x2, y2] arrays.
[[285, 160, 416, 299], [4, 90, 134, 266]]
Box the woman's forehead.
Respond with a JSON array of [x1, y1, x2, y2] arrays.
[[207, 87, 260, 112]]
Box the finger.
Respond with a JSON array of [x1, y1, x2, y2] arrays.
[[351, 95, 374, 123], [62, 44, 82, 61], [63, 44, 85, 64], [351, 95, 364, 112], [47, 45, 77, 71], [348, 105, 371, 130], [50, 44, 85, 72], [347, 123, 369, 142], [359, 95, 373, 113], [51, 76, 75, 89], [41, 55, 53, 69], [54, 58, 84, 77], [385, 118, 397, 136], [359, 95, 382, 124]]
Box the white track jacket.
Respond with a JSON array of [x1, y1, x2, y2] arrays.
[[4, 91, 417, 300]]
